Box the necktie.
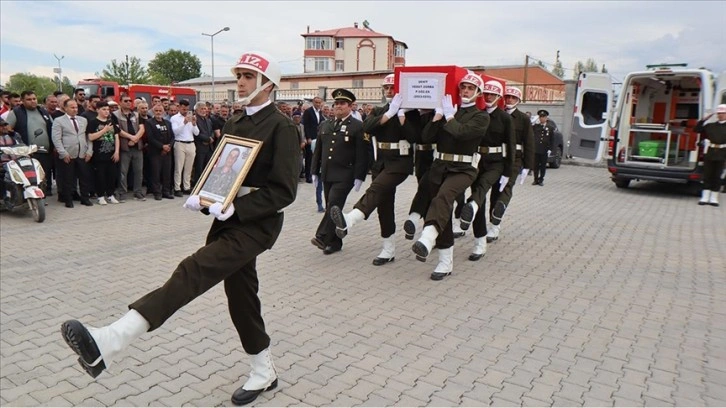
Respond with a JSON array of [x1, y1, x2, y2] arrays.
[[70, 117, 79, 133], [317, 109, 321, 124], [334, 119, 341, 131], [126, 114, 136, 134]]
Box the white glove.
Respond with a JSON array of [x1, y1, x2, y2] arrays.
[[442, 94, 457, 120], [434, 107, 443, 116], [312, 174, 318, 186], [498, 176, 509, 192], [397, 108, 411, 117], [384, 94, 403, 119], [183, 195, 203, 211], [517, 168, 529, 185], [354, 179, 363, 192], [209, 202, 235, 221], [547, 150, 552, 156]]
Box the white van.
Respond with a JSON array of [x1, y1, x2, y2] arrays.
[[570, 65, 726, 190]]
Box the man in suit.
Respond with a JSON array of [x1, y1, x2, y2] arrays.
[[302, 96, 324, 183], [330, 74, 421, 266], [51, 99, 93, 207], [532, 109, 555, 186], [310, 89, 368, 255]]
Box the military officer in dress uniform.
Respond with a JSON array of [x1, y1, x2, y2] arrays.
[[330, 75, 421, 265], [532, 109, 555, 186], [411, 73, 489, 280], [486, 86, 535, 243], [59, 50, 299, 406], [459, 80, 516, 261], [310, 88, 368, 255], [695, 104, 726, 206]]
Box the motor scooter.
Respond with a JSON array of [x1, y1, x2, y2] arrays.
[[1, 144, 46, 222]]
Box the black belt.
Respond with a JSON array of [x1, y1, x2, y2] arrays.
[[176, 140, 193, 144]]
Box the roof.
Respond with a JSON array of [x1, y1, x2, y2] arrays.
[[302, 25, 407, 48], [466, 65, 564, 85], [178, 70, 394, 86]]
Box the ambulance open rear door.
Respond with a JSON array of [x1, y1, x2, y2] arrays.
[[569, 72, 613, 162], [715, 71, 726, 108]]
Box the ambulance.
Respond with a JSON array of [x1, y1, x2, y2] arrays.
[[569, 64, 726, 190]]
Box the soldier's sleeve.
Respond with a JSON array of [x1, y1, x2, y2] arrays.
[[503, 114, 516, 176], [362, 106, 387, 134], [523, 116, 535, 170], [443, 110, 490, 142], [421, 117, 443, 143], [231, 120, 300, 223], [353, 122, 369, 181]]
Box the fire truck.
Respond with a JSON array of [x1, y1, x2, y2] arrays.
[[76, 79, 198, 106]]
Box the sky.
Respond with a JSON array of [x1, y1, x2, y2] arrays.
[[1, 0, 725, 88]]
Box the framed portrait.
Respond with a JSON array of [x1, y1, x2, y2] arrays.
[[192, 135, 263, 211]]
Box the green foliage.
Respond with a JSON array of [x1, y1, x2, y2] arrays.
[[147, 49, 201, 85], [5, 73, 59, 100], [601, 64, 608, 73], [99, 56, 150, 85], [551, 60, 565, 79]]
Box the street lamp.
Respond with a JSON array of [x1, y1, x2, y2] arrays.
[[53, 54, 65, 92], [202, 26, 230, 103]]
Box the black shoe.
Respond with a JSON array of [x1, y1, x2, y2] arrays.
[[80, 199, 93, 206], [154, 194, 162, 201], [453, 231, 465, 239], [323, 246, 341, 255], [468, 253, 484, 261], [411, 241, 429, 262], [306, 179, 313, 184], [72, 192, 81, 201], [430, 271, 451, 281], [403, 220, 416, 240], [174, 190, 183, 197], [532, 180, 539, 185], [162, 193, 175, 199], [538, 181, 544, 186], [710, 202, 720, 207], [231, 379, 278, 406], [329, 206, 347, 238], [60, 320, 106, 378], [459, 203, 474, 231], [372, 256, 395, 266], [65, 201, 74, 208], [310, 237, 326, 250], [486, 236, 498, 243], [183, 189, 191, 195]]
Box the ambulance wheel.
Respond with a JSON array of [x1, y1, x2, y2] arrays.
[[549, 147, 562, 168], [29, 198, 45, 223], [614, 178, 630, 189]]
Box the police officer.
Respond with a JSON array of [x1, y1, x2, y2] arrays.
[[310, 88, 368, 255], [459, 80, 515, 261], [486, 86, 535, 243], [695, 104, 726, 206], [330, 75, 421, 265], [60, 50, 300, 406], [411, 73, 489, 280], [532, 109, 555, 186]]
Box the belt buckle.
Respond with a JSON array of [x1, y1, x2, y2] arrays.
[[480, 146, 488, 154]]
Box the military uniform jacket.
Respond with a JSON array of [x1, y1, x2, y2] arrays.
[[510, 108, 535, 170], [533, 121, 555, 154], [479, 107, 516, 176], [312, 115, 368, 183], [363, 104, 420, 174], [695, 120, 726, 161], [212, 103, 300, 248], [422, 105, 489, 177]]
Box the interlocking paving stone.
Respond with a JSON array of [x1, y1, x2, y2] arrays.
[[1, 165, 724, 406]]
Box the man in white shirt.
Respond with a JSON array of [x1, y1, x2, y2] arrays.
[[170, 99, 199, 196]]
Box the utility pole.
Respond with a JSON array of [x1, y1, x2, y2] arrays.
[[125, 54, 130, 86], [202, 26, 230, 103], [53, 54, 65, 92], [523, 55, 529, 103]]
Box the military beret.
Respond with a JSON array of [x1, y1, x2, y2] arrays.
[[537, 109, 549, 117], [331, 88, 356, 103]]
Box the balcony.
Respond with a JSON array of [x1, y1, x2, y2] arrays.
[[275, 87, 385, 104]]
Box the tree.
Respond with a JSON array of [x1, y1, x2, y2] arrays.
[[147, 49, 201, 85], [584, 58, 598, 72], [573, 61, 585, 80], [99, 56, 150, 85], [572, 58, 602, 79], [4, 73, 58, 99], [601, 64, 608, 73]]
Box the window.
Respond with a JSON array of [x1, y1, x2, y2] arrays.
[[314, 58, 330, 72], [290, 82, 299, 90], [305, 37, 332, 50], [394, 43, 406, 58], [336, 39, 344, 49], [352, 79, 363, 88], [581, 91, 608, 125], [335, 60, 344, 71]]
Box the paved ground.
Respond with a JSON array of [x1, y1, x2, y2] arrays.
[[1, 165, 724, 407]]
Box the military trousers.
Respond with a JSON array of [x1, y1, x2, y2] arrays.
[[354, 166, 408, 238], [469, 161, 505, 238], [489, 161, 522, 225], [129, 222, 272, 355], [425, 170, 477, 249], [703, 159, 725, 191], [315, 180, 353, 250]]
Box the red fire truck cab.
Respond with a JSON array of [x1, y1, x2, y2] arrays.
[[76, 79, 198, 107]]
